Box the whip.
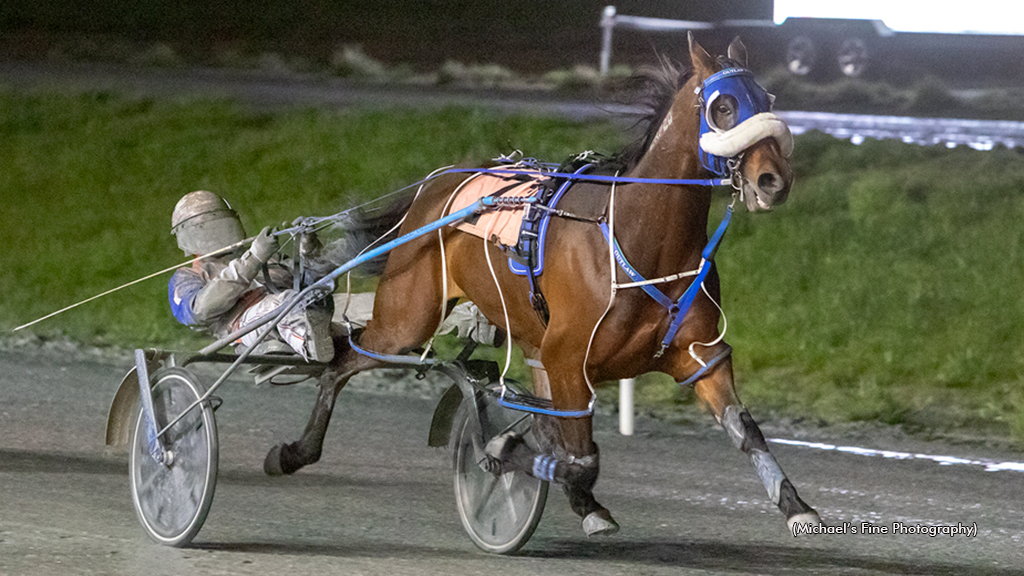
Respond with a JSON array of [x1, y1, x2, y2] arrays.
[[11, 238, 255, 333]]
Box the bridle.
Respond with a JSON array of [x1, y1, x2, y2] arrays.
[[695, 65, 793, 181]]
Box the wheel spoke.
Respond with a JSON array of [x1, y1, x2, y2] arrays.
[[471, 474, 502, 521], [136, 466, 163, 494], [454, 397, 548, 553], [500, 473, 520, 523]]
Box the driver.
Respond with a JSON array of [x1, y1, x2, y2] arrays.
[[168, 191, 502, 363], [168, 190, 336, 362]]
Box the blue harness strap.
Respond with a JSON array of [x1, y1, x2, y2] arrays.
[[347, 332, 438, 366], [600, 204, 734, 358], [496, 394, 592, 418], [678, 344, 733, 386], [598, 223, 674, 310], [445, 167, 728, 187], [658, 205, 733, 355]]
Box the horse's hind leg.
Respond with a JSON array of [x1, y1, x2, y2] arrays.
[[264, 331, 381, 475], [265, 237, 448, 475], [689, 355, 823, 534], [487, 365, 618, 537]]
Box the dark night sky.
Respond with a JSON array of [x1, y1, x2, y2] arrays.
[[0, 1, 775, 71]]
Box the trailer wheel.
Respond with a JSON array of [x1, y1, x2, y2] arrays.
[[838, 37, 869, 77], [785, 36, 817, 76]]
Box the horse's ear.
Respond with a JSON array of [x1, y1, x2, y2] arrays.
[[727, 36, 748, 67], [688, 31, 716, 77]]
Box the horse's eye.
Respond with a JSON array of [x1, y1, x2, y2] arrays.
[[710, 95, 738, 131]]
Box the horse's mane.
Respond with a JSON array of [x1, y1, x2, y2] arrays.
[[606, 58, 694, 172]]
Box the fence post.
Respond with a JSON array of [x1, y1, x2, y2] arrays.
[[619, 378, 634, 435], [600, 5, 617, 77]]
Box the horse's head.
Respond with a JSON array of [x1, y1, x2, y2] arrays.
[[689, 34, 794, 212]]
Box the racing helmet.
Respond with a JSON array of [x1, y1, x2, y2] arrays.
[[171, 191, 246, 256]]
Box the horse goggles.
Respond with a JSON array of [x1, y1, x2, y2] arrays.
[[697, 68, 793, 176]]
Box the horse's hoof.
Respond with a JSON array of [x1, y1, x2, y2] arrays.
[[583, 510, 620, 537], [264, 444, 295, 476], [787, 511, 824, 536]]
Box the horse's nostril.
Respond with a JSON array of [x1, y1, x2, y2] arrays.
[[758, 172, 781, 193]]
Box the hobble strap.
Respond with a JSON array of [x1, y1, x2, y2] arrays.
[[677, 344, 732, 387], [347, 332, 437, 366]]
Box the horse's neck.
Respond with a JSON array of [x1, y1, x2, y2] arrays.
[[615, 108, 713, 271], [630, 96, 705, 180]]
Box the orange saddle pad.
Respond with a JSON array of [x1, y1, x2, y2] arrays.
[[447, 171, 547, 247]]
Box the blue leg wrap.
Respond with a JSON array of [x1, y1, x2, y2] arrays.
[[532, 454, 558, 482]]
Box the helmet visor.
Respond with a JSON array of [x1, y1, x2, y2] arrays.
[[173, 213, 245, 256]]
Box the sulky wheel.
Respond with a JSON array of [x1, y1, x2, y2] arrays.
[[451, 393, 548, 554], [130, 367, 218, 547]]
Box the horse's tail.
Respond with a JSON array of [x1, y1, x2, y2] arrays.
[[308, 189, 417, 278]]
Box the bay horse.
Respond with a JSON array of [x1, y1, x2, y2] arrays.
[[264, 35, 824, 537]]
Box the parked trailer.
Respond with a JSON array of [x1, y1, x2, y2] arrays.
[[600, 3, 1024, 82]]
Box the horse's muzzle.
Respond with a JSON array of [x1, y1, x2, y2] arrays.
[[742, 137, 793, 212]]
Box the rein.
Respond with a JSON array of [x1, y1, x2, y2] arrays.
[[441, 166, 729, 188]]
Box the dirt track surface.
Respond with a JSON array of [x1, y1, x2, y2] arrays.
[[1, 344, 1022, 575]]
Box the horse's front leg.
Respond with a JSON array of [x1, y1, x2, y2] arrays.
[[686, 353, 823, 534]]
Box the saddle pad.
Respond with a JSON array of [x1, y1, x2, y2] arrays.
[[448, 172, 545, 247]]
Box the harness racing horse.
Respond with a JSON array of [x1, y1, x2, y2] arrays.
[[264, 35, 824, 537]]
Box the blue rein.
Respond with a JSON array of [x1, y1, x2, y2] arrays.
[[442, 166, 729, 188]]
